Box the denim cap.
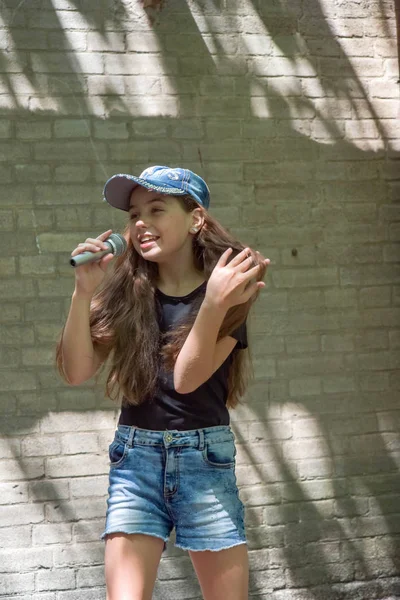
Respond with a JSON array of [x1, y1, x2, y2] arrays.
[[103, 166, 210, 211]]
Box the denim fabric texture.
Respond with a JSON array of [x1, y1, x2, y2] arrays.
[[101, 424, 247, 552], [103, 166, 211, 212]]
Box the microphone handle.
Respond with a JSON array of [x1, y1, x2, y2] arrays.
[[70, 247, 111, 268]]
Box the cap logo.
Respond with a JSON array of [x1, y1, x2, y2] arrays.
[[167, 170, 180, 181], [142, 167, 157, 178]]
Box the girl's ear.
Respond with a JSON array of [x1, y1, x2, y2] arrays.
[[190, 208, 204, 233]]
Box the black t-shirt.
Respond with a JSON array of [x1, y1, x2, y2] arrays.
[[118, 281, 248, 431]]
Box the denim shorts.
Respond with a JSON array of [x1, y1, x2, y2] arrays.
[[100, 424, 246, 552]]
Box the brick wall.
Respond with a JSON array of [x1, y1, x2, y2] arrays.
[[0, 0, 399, 598]]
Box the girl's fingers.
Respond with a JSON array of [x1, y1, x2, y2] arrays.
[[71, 242, 107, 256], [97, 229, 112, 241], [228, 247, 251, 268], [237, 254, 255, 273], [216, 247, 233, 266], [85, 237, 109, 249], [70, 230, 112, 257], [241, 281, 261, 303], [99, 253, 114, 270], [241, 259, 269, 280]]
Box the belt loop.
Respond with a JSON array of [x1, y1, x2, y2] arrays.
[[127, 426, 135, 448], [198, 429, 205, 451]]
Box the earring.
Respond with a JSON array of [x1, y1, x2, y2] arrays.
[[191, 227, 198, 233]]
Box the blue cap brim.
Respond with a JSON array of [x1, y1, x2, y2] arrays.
[[103, 174, 188, 212]]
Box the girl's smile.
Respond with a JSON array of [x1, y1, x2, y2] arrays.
[[139, 237, 160, 250]]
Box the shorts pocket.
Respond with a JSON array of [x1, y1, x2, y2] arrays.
[[202, 438, 236, 469], [108, 437, 129, 468]]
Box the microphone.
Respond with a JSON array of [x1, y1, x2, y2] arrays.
[[70, 233, 127, 268]]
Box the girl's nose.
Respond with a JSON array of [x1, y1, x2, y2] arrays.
[[135, 218, 148, 229]]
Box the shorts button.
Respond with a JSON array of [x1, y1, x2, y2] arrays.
[[165, 434, 173, 442]]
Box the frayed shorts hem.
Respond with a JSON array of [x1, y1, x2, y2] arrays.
[[100, 530, 247, 553], [175, 540, 247, 552], [100, 529, 169, 546]]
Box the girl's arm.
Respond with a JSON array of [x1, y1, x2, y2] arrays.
[[61, 291, 104, 385], [174, 246, 268, 394], [173, 300, 236, 394], [61, 229, 114, 385]]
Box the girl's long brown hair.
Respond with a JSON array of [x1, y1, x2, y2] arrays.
[[56, 196, 267, 409]]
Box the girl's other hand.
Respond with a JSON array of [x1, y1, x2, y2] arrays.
[[204, 247, 270, 311], [71, 229, 114, 298]]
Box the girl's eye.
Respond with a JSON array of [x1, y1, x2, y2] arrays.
[[129, 208, 163, 221]]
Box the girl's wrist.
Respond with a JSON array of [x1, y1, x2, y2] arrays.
[[202, 295, 229, 316], [72, 288, 94, 302]]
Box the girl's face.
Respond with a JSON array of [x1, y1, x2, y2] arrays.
[[129, 187, 199, 262]]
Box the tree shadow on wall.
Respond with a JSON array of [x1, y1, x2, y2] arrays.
[[0, 0, 399, 596]]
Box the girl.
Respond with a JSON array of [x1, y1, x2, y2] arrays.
[[56, 165, 269, 600]]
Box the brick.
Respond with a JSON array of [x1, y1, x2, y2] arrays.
[[88, 31, 124, 52], [34, 142, 107, 162], [360, 372, 390, 391], [370, 79, 399, 98], [16, 121, 52, 140], [355, 330, 389, 350], [37, 568, 76, 591], [323, 376, 357, 393], [240, 484, 281, 507], [60, 432, 99, 454], [54, 119, 91, 138], [283, 438, 330, 461], [0, 525, 31, 549], [48, 73, 87, 96], [93, 120, 129, 139], [0, 119, 12, 138], [19, 255, 56, 275], [76, 565, 105, 588], [54, 165, 91, 182], [0, 324, 34, 345], [274, 266, 338, 288], [285, 335, 319, 354], [341, 265, 400, 286], [0, 141, 31, 162], [288, 290, 324, 309], [1, 502, 45, 527], [321, 334, 354, 352], [0, 546, 53, 573], [1, 573, 35, 594], [70, 476, 108, 498], [17, 208, 53, 229], [0, 256, 15, 277], [33, 524, 72, 545], [105, 54, 177, 75], [0, 481, 28, 505], [31, 52, 103, 74], [41, 411, 115, 434], [289, 377, 321, 397], [360, 285, 391, 307], [171, 119, 205, 140], [22, 435, 62, 457], [25, 300, 62, 321], [48, 31, 87, 51], [15, 163, 51, 182]]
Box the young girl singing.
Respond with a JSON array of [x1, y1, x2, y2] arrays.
[[56, 166, 269, 600]]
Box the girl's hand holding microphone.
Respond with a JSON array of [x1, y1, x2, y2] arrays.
[[70, 229, 120, 297]]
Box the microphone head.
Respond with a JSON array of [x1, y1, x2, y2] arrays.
[[107, 233, 128, 256]]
